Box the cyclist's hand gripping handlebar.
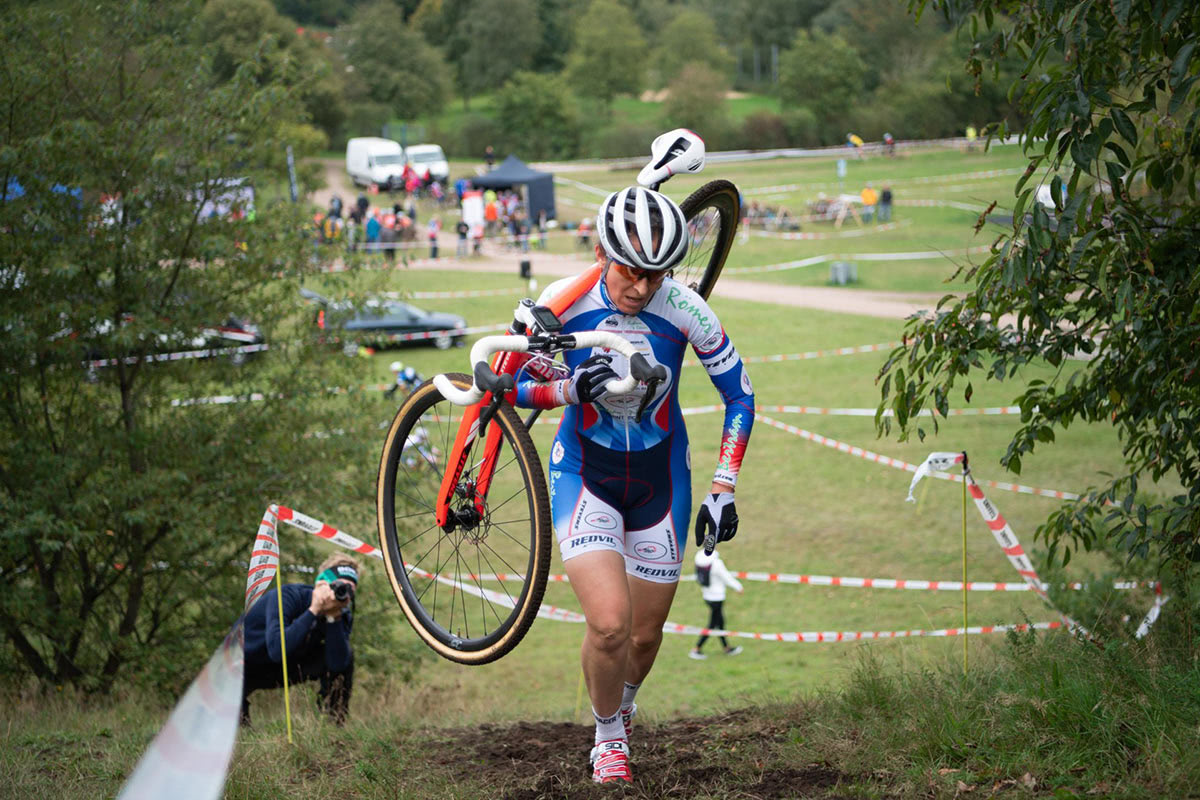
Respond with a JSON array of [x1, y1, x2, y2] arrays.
[[432, 332, 663, 408]]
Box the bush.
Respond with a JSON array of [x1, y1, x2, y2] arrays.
[[493, 71, 582, 160], [662, 61, 728, 136], [584, 122, 662, 159], [782, 108, 820, 147], [438, 113, 505, 160], [739, 111, 790, 150]]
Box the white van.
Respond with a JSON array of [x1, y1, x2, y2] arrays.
[[404, 143, 450, 183], [346, 137, 406, 189]]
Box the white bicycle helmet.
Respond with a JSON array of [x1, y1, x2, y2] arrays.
[[596, 186, 689, 272], [390, 361, 404, 372]]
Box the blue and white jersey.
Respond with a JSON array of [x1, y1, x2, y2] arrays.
[[516, 271, 754, 487]]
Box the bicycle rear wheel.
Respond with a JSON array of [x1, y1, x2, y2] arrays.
[[676, 179, 740, 300], [376, 374, 552, 665]]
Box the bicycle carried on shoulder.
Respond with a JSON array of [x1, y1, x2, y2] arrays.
[[376, 131, 740, 664]]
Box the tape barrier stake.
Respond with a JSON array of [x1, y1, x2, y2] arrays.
[[961, 452, 969, 676], [274, 566, 293, 744]]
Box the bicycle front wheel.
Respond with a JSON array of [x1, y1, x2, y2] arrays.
[[676, 179, 740, 300], [376, 374, 552, 665]]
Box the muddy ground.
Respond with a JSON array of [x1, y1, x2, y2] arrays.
[[424, 711, 880, 799]]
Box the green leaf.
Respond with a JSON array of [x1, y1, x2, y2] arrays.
[[1111, 109, 1137, 144], [1169, 75, 1198, 115], [1169, 41, 1196, 89]]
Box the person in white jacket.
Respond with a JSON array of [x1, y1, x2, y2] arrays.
[[689, 550, 744, 659]]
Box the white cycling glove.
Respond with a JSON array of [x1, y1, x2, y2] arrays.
[[566, 354, 618, 404], [694, 492, 738, 554]]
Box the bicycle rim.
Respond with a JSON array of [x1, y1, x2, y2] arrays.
[[376, 374, 552, 664], [676, 179, 740, 300]]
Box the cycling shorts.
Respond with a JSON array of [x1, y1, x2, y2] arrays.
[[548, 433, 691, 584]]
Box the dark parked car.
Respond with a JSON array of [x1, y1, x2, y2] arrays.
[[300, 288, 467, 351]]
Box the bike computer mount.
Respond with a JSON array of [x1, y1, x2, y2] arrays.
[[514, 298, 563, 334]]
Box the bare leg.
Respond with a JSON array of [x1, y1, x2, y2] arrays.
[[564, 550, 631, 717], [626, 575, 679, 685]]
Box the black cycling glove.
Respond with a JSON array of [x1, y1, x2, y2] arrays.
[[694, 492, 738, 554], [566, 354, 618, 404]]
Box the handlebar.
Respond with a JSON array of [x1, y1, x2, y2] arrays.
[[433, 332, 667, 406]]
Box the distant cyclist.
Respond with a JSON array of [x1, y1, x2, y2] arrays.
[[514, 186, 755, 784], [385, 361, 422, 399]]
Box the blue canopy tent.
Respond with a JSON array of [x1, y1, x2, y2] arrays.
[[468, 155, 557, 221]]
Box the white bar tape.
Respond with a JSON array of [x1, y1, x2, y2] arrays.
[[434, 330, 644, 406]]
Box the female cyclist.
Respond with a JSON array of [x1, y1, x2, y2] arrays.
[[514, 186, 755, 784]]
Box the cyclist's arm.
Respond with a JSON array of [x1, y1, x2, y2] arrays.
[[685, 298, 755, 489], [514, 279, 576, 409]]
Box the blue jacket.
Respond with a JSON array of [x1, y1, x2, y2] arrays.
[[243, 583, 353, 672]]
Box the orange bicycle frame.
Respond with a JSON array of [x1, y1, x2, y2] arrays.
[[434, 265, 602, 527]]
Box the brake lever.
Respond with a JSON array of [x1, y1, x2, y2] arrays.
[[628, 354, 668, 424], [474, 362, 515, 431], [634, 377, 661, 423]]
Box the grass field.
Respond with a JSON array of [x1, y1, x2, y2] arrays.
[[10, 143, 1184, 799]]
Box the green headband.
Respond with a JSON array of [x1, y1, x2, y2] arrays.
[[317, 565, 358, 585]]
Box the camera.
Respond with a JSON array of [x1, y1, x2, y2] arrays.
[[331, 581, 353, 602]]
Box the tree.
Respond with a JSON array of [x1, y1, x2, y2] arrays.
[[340, 0, 450, 122], [198, 0, 349, 144], [564, 0, 648, 110], [493, 71, 581, 160], [728, 0, 832, 50], [453, 0, 542, 107], [530, 0, 576, 73], [877, 2, 1200, 576], [652, 9, 734, 88], [0, 1, 381, 690], [778, 29, 866, 140], [815, 0, 948, 92], [662, 62, 729, 136]]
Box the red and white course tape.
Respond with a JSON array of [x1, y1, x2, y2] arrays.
[[756, 414, 1082, 501], [116, 507, 278, 800], [272, 505, 585, 623], [87, 342, 268, 370], [660, 620, 1063, 643]]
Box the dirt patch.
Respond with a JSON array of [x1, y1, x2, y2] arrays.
[[425, 711, 874, 799], [638, 89, 750, 103]]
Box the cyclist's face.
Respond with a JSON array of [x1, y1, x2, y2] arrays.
[[596, 244, 666, 316]]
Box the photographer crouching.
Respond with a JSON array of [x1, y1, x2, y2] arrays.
[[241, 554, 359, 726]]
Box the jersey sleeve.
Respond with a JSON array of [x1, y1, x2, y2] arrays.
[[683, 292, 755, 488], [514, 279, 574, 409]]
